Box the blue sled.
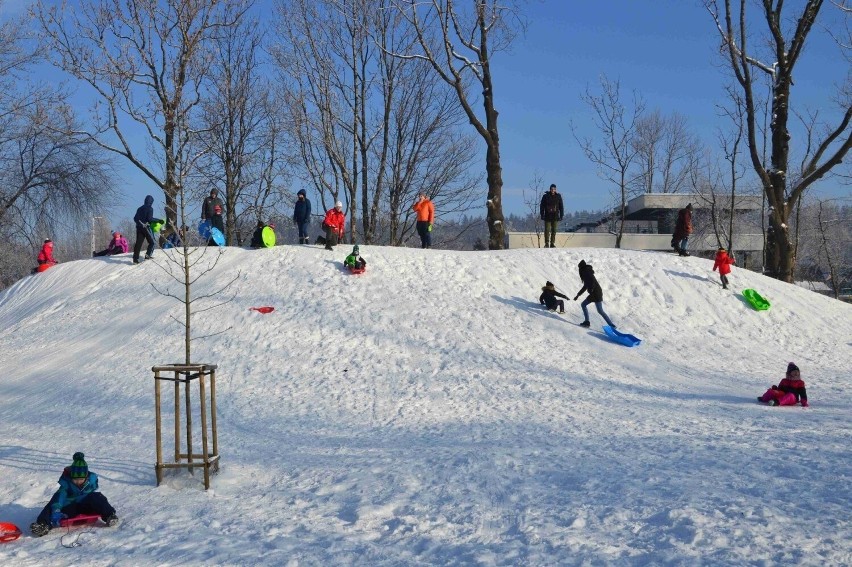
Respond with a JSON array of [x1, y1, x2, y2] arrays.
[[603, 325, 641, 347], [198, 220, 226, 246]]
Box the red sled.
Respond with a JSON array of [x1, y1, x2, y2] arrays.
[[36, 263, 53, 273], [249, 306, 275, 314], [59, 514, 101, 528], [0, 522, 22, 543], [347, 266, 366, 274]]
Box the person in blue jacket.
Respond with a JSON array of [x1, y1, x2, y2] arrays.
[[293, 189, 311, 244], [133, 195, 156, 264], [30, 453, 118, 536]]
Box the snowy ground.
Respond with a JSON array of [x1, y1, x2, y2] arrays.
[[0, 245, 850, 566]]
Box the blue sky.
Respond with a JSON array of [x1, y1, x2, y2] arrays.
[[6, 0, 850, 225]]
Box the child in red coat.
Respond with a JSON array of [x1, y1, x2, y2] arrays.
[[712, 247, 735, 289], [758, 362, 809, 407]]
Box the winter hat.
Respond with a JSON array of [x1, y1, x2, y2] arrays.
[[69, 452, 88, 479], [686, 203, 693, 210], [786, 362, 800, 375], [549, 184, 556, 190], [352, 245, 360, 256], [545, 281, 553, 287], [578, 260, 586, 268], [44, 239, 53, 247], [335, 201, 343, 209]]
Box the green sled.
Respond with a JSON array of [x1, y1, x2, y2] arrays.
[[261, 226, 276, 248], [743, 288, 770, 311]]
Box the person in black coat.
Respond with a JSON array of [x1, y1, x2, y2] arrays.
[[573, 260, 616, 328], [539, 281, 568, 313], [132, 195, 156, 264], [293, 189, 312, 244], [539, 184, 564, 248], [249, 220, 266, 248]]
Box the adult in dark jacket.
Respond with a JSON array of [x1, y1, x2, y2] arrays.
[[201, 189, 225, 242], [573, 260, 616, 328], [133, 195, 156, 264], [293, 189, 312, 244], [539, 281, 569, 313], [672, 203, 693, 256], [539, 184, 564, 248], [250, 220, 267, 248]]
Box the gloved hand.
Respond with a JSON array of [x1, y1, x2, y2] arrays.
[[428, 224, 433, 232], [50, 511, 65, 527]]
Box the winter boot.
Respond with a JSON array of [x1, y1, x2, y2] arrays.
[[579, 321, 591, 328], [104, 514, 120, 527], [30, 521, 51, 537]]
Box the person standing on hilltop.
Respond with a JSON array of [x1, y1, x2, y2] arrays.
[[672, 203, 693, 256], [412, 192, 435, 249], [293, 189, 312, 244], [133, 195, 156, 264], [539, 184, 564, 248]]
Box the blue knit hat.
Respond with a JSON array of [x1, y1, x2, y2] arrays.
[[69, 452, 88, 479]]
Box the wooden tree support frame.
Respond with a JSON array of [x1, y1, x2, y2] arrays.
[[153, 364, 220, 489]]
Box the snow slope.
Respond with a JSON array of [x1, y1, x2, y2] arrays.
[[0, 246, 850, 566]]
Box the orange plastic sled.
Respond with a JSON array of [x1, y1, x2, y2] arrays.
[[0, 522, 22, 543]]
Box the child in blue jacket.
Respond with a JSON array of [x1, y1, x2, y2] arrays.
[[31, 452, 119, 536]]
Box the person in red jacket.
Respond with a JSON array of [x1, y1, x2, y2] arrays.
[[712, 247, 736, 289], [758, 362, 809, 407], [412, 192, 435, 249], [322, 201, 346, 251], [38, 239, 57, 265]]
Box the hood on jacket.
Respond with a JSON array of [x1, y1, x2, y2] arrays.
[[144, 195, 154, 206], [297, 189, 306, 197]]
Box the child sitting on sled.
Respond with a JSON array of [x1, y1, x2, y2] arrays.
[[344, 245, 367, 270], [93, 232, 129, 257], [758, 362, 809, 407], [539, 281, 568, 313], [30, 452, 119, 537]]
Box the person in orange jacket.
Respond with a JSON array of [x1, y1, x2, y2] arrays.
[[322, 201, 346, 250], [712, 247, 736, 289], [412, 192, 435, 249]]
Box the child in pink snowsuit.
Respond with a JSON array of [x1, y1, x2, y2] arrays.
[[758, 362, 809, 407]]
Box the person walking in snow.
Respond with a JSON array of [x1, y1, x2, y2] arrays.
[[133, 195, 156, 264], [93, 231, 129, 257], [712, 247, 736, 289], [30, 452, 119, 537], [573, 259, 616, 328], [539, 281, 568, 313], [758, 362, 809, 407], [671, 203, 693, 256], [412, 192, 435, 249], [539, 184, 564, 248], [293, 189, 312, 244], [322, 201, 346, 251]]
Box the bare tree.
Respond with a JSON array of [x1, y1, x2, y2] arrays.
[[572, 76, 645, 248], [390, 0, 526, 249], [632, 110, 700, 195], [0, 100, 116, 235], [195, 8, 290, 245], [274, 0, 479, 246], [705, 0, 852, 282], [35, 0, 249, 228], [521, 170, 545, 248]]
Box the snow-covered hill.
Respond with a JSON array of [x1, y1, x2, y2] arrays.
[[1, 246, 850, 566]]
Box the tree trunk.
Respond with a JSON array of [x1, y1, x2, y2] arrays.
[[485, 139, 505, 249]]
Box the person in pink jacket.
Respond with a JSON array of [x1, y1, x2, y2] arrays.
[[93, 232, 130, 257], [712, 247, 736, 289], [322, 201, 346, 251]]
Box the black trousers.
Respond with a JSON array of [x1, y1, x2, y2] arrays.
[[37, 491, 115, 524]]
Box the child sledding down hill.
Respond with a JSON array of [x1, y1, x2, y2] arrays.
[[344, 245, 366, 270], [31, 452, 119, 536], [539, 281, 568, 313], [758, 362, 809, 407]]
